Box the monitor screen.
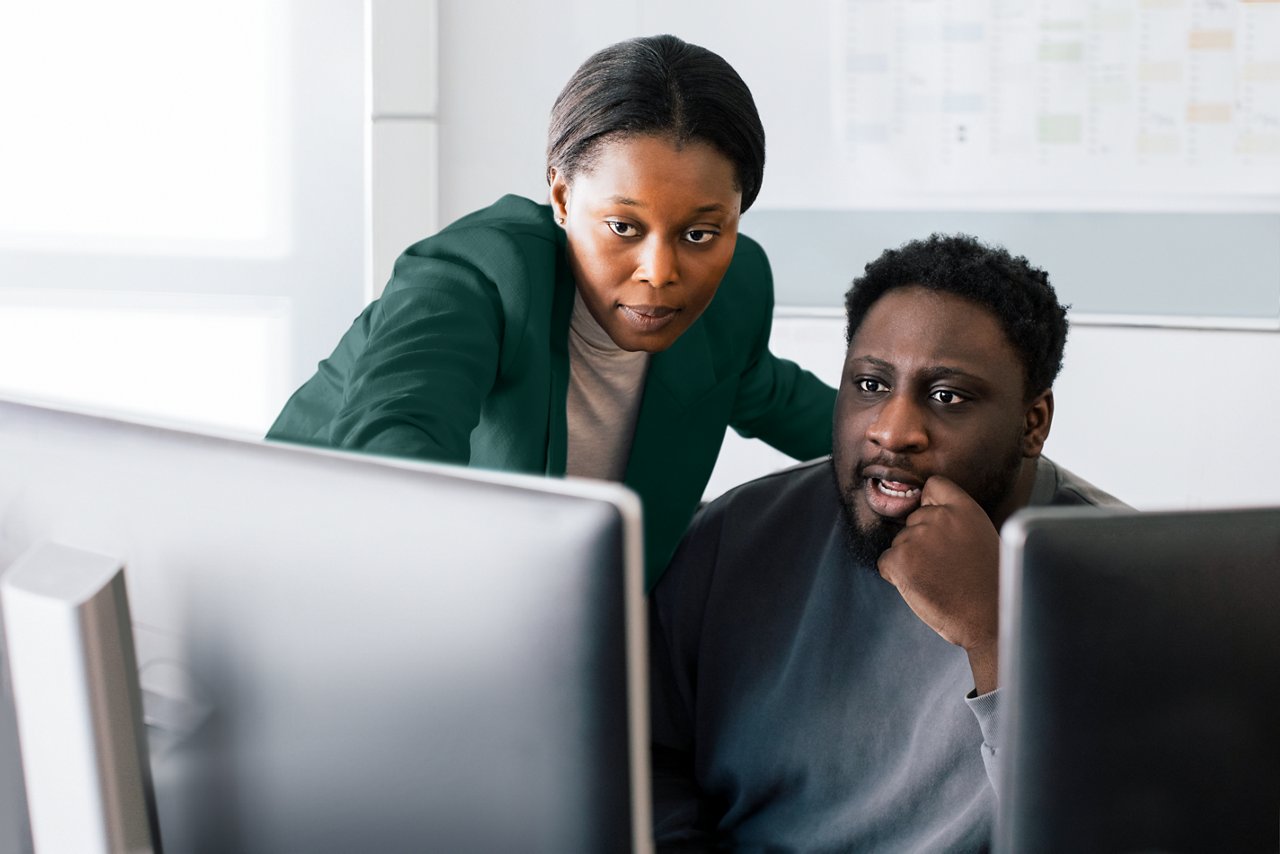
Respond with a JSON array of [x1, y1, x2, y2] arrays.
[[997, 506, 1280, 854], [0, 397, 650, 854]]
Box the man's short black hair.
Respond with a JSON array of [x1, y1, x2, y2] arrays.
[[844, 233, 1069, 398]]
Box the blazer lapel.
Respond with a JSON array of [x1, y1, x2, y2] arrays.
[[623, 319, 724, 583], [623, 319, 718, 478]]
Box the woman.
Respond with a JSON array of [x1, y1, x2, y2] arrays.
[[267, 34, 836, 588]]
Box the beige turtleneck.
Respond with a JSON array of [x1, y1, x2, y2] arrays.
[[565, 290, 650, 481]]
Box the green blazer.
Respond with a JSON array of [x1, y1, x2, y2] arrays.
[[268, 195, 835, 587]]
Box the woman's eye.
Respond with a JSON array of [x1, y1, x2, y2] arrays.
[[606, 221, 637, 237], [930, 389, 965, 405], [856, 378, 887, 394], [684, 229, 717, 244]]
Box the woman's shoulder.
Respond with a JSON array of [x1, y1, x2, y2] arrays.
[[729, 230, 769, 269], [373, 196, 570, 348], [440, 194, 559, 237], [393, 195, 561, 266], [700, 230, 774, 329], [719, 231, 772, 301], [387, 196, 565, 292]]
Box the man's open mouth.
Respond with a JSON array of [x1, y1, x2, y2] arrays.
[[873, 479, 920, 499], [860, 467, 925, 519]]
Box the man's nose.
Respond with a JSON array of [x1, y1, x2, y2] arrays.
[[866, 394, 928, 452]]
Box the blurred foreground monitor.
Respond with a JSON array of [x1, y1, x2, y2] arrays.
[[0, 397, 650, 854]]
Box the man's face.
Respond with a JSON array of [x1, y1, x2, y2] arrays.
[[832, 286, 1049, 564]]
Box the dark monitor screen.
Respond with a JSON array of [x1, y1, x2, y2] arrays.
[[997, 506, 1280, 854], [0, 397, 651, 854]]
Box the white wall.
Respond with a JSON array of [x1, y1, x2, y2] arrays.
[[1049, 322, 1280, 510], [369, 0, 439, 298], [0, 1, 436, 433], [0, 1, 369, 435]]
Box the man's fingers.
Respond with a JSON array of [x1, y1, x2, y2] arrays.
[[920, 474, 966, 506], [903, 503, 944, 527], [876, 541, 905, 583]]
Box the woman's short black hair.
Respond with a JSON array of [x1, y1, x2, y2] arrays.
[[546, 34, 766, 212], [844, 234, 1070, 399]]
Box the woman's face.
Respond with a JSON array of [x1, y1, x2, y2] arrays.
[[549, 134, 742, 352]]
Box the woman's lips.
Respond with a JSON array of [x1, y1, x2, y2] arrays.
[[863, 477, 923, 519], [618, 303, 679, 333]]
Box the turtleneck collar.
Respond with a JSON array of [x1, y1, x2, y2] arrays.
[[570, 288, 649, 358]]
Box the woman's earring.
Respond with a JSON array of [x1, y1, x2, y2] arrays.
[[556, 216, 565, 225]]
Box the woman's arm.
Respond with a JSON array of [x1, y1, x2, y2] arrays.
[[713, 234, 836, 461], [267, 246, 509, 466], [326, 252, 506, 463], [729, 345, 836, 461]]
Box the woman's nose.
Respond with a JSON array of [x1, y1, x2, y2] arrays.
[[635, 238, 678, 288]]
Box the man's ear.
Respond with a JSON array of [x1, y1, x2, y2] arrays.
[[548, 167, 570, 225], [1021, 389, 1054, 458]]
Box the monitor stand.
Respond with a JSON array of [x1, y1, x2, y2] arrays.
[[1, 542, 161, 854]]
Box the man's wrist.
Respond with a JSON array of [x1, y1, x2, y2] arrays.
[[966, 639, 999, 696]]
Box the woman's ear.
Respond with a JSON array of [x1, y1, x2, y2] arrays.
[[1021, 389, 1054, 458], [548, 168, 569, 226]]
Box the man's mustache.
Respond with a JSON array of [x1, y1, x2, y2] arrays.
[[855, 454, 921, 482]]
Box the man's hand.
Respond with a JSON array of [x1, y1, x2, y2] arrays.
[[876, 475, 1000, 695]]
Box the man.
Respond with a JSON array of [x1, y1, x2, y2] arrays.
[[649, 234, 1125, 851]]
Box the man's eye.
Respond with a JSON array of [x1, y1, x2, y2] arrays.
[[930, 389, 966, 405], [606, 221, 637, 237], [684, 229, 718, 244], [856, 378, 887, 394]]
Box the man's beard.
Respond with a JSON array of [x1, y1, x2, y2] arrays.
[[830, 460, 902, 571], [829, 441, 1024, 574]]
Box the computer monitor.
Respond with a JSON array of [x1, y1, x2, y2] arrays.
[[997, 506, 1280, 854], [0, 396, 651, 854]]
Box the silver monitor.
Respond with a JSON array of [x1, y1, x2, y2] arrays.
[[0, 397, 651, 854], [998, 505, 1280, 853]]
